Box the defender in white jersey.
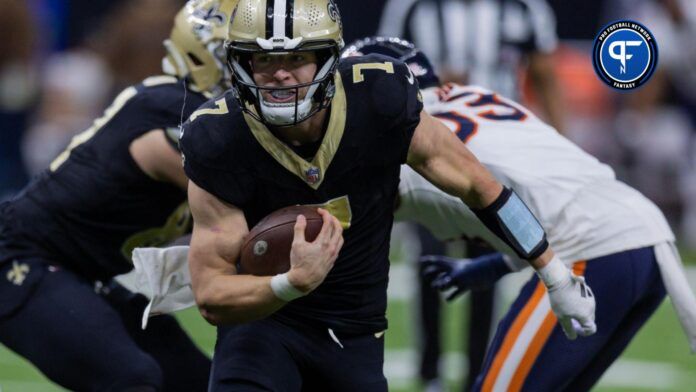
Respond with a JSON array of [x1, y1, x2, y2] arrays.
[[395, 73, 696, 390], [398, 83, 674, 261]]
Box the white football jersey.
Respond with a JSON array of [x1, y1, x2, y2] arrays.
[[396, 84, 675, 264]]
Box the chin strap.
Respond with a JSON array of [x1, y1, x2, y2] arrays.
[[259, 96, 312, 126]]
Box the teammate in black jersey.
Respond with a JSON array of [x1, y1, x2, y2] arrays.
[[180, 1, 597, 390], [0, 1, 236, 390]]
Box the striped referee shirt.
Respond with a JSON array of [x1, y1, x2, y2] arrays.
[[379, 0, 558, 99]]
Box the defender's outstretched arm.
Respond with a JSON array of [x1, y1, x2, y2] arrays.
[[406, 110, 596, 339]]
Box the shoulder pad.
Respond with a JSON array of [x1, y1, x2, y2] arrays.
[[338, 54, 412, 84], [338, 54, 420, 119], [133, 76, 206, 109], [178, 91, 247, 169]]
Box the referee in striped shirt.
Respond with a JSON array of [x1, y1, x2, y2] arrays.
[[379, 0, 564, 131]]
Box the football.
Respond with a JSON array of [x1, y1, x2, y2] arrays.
[[238, 205, 324, 276]]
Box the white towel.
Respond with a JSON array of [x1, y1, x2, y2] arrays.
[[132, 246, 196, 329], [654, 242, 696, 353]]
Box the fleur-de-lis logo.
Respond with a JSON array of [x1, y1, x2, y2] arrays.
[[7, 261, 30, 286], [191, 4, 227, 39], [197, 5, 226, 26], [327, 0, 340, 23]]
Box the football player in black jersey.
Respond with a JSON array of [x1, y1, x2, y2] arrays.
[[0, 1, 237, 390], [180, 1, 597, 390]]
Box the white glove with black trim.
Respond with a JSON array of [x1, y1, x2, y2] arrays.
[[537, 256, 597, 339]]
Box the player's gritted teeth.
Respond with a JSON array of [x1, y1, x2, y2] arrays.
[[250, 51, 318, 107], [263, 89, 298, 104]]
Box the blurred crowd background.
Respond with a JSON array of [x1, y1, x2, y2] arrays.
[[1, 0, 695, 248]]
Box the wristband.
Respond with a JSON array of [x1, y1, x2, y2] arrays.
[[472, 187, 549, 260], [535, 256, 571, 291], [270, 273, 306, 302]]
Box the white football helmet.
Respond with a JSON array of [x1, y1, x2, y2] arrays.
[[226, 0, 344, 126], [162, 0, 238, 97]]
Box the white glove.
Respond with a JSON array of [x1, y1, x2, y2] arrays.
[[536, 256, 597, 340]]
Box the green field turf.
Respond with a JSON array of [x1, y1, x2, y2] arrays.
[[1, 253, 695, 391], [1, 300, 694, 391]]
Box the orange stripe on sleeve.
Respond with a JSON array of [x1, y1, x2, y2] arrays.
[[481, 281, 547, 392]]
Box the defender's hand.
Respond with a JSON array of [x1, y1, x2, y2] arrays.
[[287, 208, 343, 293], [537, 257, 597, 340], [420, 253, 511, 300]]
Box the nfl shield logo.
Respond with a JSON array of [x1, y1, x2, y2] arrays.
[[305, 167, 321, 185]]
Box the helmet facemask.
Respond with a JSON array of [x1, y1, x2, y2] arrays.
[[227, 40, 340, 127]]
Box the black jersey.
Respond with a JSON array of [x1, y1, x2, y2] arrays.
[[0, 76, 208, 281], [180, 54, 423, 334]]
